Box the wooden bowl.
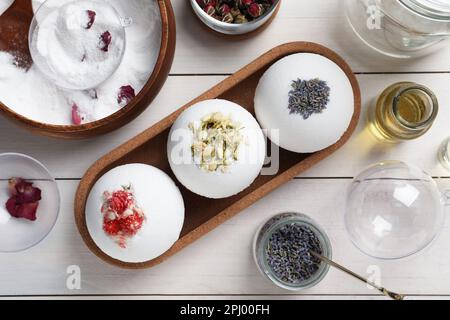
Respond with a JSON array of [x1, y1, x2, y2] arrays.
[[75, 42, 361, 269], [0, 0, 176, 139]]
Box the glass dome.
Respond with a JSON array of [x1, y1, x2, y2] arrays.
[[345, 161, 446, 260]]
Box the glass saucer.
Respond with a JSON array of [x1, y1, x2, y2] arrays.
[[0, 153, 60, 252]]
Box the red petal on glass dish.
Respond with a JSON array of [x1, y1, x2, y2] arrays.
[[117, 85, 136, 107]]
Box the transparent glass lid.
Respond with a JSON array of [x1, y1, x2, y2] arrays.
[[401, 0, 450, 19], [345, 161, 445, 260]]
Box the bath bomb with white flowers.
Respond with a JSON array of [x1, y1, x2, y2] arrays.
[[167, 99, 266, 199]]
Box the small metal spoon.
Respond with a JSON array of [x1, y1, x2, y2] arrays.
[[310, 251, 405, 300]]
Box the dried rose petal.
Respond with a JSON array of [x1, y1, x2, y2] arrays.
[[86, 10, 96, 29], [103, 218, 121, 236], [99, 31, 112, 52], [117, 85, 136, 107], [218, 3, 231, 15], [240, 0, 253, 7], [5, 178, 41, 221], [248, 3, 263, 18], [204, 4, 215, 16], [71, 104, 82, 125], [8, 177, 22, 197], [15, 181, 41, 204], [18, 202, 39, 221]]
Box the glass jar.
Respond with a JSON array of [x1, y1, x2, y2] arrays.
[[253, 212, 332, 291], [346, 0, 450, 58], [439, 137, 450, 170], [368, 82, 439, 142]]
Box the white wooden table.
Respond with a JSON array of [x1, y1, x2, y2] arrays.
[[1, 0, 450, 300]]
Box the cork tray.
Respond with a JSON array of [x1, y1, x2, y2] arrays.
[[75, 42, 361, 269]]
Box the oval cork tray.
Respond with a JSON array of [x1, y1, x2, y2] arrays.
[[75, 42, 361, 269], [0, 0, 176, 139]]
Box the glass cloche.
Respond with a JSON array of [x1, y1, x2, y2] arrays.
[[345, 161, 446, 260]]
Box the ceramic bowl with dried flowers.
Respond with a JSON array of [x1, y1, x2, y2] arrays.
[[190, 0, 281, 35]]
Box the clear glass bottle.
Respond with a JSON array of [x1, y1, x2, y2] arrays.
[[346, 0, 450, 58], [368, 82, 439, 142]]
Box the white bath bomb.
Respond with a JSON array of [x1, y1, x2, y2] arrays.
[[167, 99, 266, 199], [254, 53, 354, 153], [86, 164, 185, 263]]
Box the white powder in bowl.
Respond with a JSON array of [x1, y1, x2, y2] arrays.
[[0, 0, 162, 125], [31, 0, 126, 90]]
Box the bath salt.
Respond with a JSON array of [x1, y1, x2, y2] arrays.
[[31, 0, 126, 90], [0, 0, 162, 125]]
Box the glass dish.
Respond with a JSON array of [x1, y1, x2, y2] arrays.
[[0, 153, 60, 252], [253, 212, 332, 291], [29, 0, 128, 90], [190, 0, 280, 35], [346, 0, 450, 58], [345, 161, 446, 260]]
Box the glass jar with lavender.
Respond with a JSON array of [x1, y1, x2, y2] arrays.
[[346, 0, 450, 58], [253, 212, 332, 291]]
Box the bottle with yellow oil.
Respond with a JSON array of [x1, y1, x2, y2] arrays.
[[369, 82, 439, 142]]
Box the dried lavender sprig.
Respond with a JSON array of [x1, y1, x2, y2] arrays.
[[288, 78, 330, 120]]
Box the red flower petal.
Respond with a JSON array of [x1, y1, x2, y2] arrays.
[[16, 183, 41, 204], [5, 198, 39, 221], [5, 178, 42, 221], [8, 177, 23, 197], [71, 104, 82, 125], [16, 202, 39, 221], [99, 31, 112, 52]]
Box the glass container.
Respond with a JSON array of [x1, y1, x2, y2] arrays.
[[253, 212, 332, 291], [368, 82, 438, 142], [345, 161, 447, 260], [0, 153, 60, 252], [346, 0, 450, 58]]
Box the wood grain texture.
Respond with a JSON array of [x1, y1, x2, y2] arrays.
[[0, 0, 176, 139], [74, 42, 361, 269], [2, 179, 450, 296]]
